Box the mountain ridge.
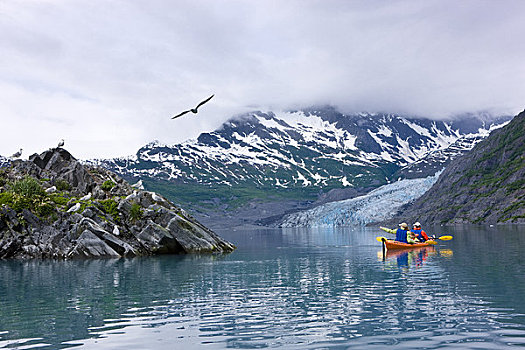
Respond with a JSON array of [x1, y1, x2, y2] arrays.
[[389, 109, 525, 225], [92, 107, 511, 227]]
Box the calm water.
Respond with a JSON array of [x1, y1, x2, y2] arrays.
[[1, 226, 525, 349]]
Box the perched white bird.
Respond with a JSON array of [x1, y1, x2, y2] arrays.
[[10, 148, 22, 159], [172, 94, 214, 119], [57, 139, 65, 148], [67, 203, 81, 213], [45, 186, 57, 194], [79, 193, 92, 201], [131, 180, 144, 189], [150, 192, 163, 202], [113, 225, 120, 236]]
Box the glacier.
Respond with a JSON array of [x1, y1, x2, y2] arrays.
[[278, 171, 442, 227]]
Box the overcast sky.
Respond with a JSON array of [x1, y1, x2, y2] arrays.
[[1, 0, 525, 159]]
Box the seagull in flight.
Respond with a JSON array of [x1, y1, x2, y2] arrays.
[[172, 94, 214, 119]]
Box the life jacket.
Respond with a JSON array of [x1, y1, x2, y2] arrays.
[[395, 228, 409, 243], [411, 228, 429, 241]]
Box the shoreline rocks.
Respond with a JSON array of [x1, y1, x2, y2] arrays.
[[0, 148, 235, 259]]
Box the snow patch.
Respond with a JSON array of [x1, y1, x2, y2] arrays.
[[341, 176, 352, 187]]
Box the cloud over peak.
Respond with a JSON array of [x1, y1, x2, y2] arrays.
[[1, 0, 524, 158]]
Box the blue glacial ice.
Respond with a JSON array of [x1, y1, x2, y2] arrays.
[[279, 172, 441, 227]]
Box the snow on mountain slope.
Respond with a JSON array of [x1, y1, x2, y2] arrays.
[[277, 171, 442, 227], [393, 119, 510, 179], [97, 107, 510, 195]]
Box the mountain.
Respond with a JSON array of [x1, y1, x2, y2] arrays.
[[94, 107, 510, 227], [391, 109, 525, 225]]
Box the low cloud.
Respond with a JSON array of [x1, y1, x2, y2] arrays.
[[1, 0, 524, 158]]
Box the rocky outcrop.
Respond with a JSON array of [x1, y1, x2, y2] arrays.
[[0, 148, 235, 259], [390, 109, 525, 225]]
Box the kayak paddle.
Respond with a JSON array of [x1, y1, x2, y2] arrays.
[[437, 235, 453, 240], [419, 236, 453, 244], [376, 236, 387, 242], [425, 236, 453, 245]]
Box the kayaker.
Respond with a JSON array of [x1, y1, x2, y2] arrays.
[[380, 223, 416, 243], [411, 222, 429, 242]]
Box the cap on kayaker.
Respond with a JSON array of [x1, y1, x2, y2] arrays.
[[413, 221, 421, 227], [399, 222, 409, 230]]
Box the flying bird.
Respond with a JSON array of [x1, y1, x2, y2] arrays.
[[172, 94, 214, 119], [57, 139, 64, 148], [10, 148, 22, 159]]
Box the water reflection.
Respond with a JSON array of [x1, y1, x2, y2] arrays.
[[380, 246, 455, 270], [0, 255, 217, 349], [0, 226, 524, 349], [380, 246, 435, 269]]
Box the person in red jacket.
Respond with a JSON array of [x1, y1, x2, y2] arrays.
[[411, 222, 429, 242]]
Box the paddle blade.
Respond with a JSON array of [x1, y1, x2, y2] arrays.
[[439, 235, 453, 241], [376, 236, 387, 242], [426, 240, 438, 245]]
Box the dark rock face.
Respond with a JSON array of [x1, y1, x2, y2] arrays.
[[0, 148, 235, 259], [392, 110, 525, 225]]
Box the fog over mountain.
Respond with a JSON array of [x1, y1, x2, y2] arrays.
[[1, 0, 525, 159]]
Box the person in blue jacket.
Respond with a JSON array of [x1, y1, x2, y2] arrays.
[[380, 222, 416, 243]]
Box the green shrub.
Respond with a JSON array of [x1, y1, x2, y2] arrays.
[[98, 198, 120, 224], [35, 201, 55, 217], [101, 180, 115, 191], [0, 168, 8, 187], [11, 176, 45, 197], [55, 179, 71, 191], [0, 192, 15, 207], [129, 203, 143, 222], [0, 192, 34, 213], [0, 176, 57, 220], [49, 194, 70, 206]]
